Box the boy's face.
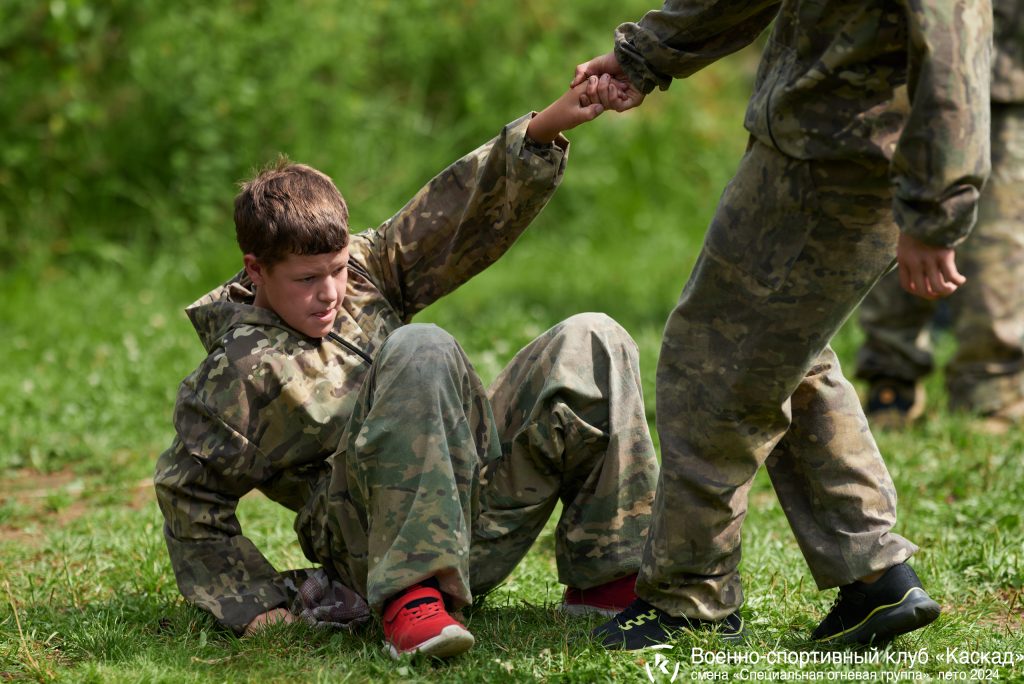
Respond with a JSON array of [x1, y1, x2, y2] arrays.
[[244, 248, 350, 339]]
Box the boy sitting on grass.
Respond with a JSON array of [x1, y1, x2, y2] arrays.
[[154, 79, 659, 659]]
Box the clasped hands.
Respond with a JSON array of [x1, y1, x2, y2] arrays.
[[571, 51, 646, 113]]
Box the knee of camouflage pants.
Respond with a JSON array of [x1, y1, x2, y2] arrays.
[[380, 322, 459, 362], [559, 312, 633, 343], [318, 322, 499, 612], [472, 312, 657, 595]]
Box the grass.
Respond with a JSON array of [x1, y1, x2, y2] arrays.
[[2, 4, 1023, 680], [2, 405, 1022, 682], [3, 210, 1023, 684]]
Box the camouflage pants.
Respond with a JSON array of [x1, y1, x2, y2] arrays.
[[296, 314, 658, 611], [856, 103, 1024, 414], [641, 138, 918, 621]]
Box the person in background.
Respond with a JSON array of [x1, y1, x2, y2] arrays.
[[856, 0, 1024, 435]]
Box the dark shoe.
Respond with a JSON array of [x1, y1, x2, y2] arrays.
[[562, 573, 638, 618], [811, 564, 940, 647], [593, 598, 744, 650], [865, 379, 925, 429]]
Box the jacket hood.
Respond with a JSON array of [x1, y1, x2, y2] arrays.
[[185, 270, 292, 353]]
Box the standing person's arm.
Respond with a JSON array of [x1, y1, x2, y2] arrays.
[[572, 0, 781, 109], [892, 0, 993, 298]]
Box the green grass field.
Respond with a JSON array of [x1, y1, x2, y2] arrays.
[[2, 2, 1023, 682]]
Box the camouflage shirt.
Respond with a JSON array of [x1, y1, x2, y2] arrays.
[[994, 0, 1024, 102], [614, 0, 993, 248], [154, 114, 568, 633]]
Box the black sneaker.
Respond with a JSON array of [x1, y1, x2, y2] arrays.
[[592, 598, 744, 650], [865, 379, 925, 429], [811, 563, 940, 647]]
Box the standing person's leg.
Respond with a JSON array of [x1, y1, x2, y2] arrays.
[[766, 343, 938, 648], [766, 345, 913, 586], [596, 140, 922, 649], [470, 313, 659, 609], [944, 103, 1024, 424], [855, 269, 935, 424], [297, 323, 499, 658]]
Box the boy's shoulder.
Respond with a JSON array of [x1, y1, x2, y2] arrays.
[[176, 319, 350, 448], [178, 325, 312, 428], [180, 272, 325, 408]]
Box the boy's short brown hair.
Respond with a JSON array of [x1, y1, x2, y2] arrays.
[[234, 158, 349, 267]]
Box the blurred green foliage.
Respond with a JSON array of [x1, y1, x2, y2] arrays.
[[0, 0, 753, 267], [0, 0, 757, 472]]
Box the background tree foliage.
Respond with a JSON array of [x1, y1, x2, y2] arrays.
[[0, 0, 751, 267], [0, 0, 757, 474]]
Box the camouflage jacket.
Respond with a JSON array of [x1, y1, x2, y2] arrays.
[[614, 0, 993, 248], [154, 114, 568, 634], [994, 0, 1024, 103]]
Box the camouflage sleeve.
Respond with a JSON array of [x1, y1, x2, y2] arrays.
[[613, 0, 780, 94], [356, 113, 568, 320], [890, 0, 993, 247], [154, 384, 288, 635]]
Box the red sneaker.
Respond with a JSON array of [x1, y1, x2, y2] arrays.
[[561, 574, 638, 617], [382, 584, 475, 659]]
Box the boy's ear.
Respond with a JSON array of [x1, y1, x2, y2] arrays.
[[243, 254, 265, 286]]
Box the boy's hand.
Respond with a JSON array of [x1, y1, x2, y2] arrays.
[[243, 607, 295, 637], [526, 79, 607, 144], [897, 232, 966, 299], [571, 51, 646, 112]]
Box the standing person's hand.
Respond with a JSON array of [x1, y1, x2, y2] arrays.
[[572, 52, 646, 112], [896, 233, 966, 299]]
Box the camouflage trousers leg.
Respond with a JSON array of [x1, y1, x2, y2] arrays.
[[301, 323, 497, 612], [471, 313, 659, 594], [298, 317, 658, 612], [640, 139, 917, 620], [856, 103, 1024, 414]]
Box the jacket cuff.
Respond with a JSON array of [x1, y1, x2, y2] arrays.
[[507, 113, 569, 179], [893, 187, 981, 248], [220, 589, 290, 635], [614, 28, 671, 93]]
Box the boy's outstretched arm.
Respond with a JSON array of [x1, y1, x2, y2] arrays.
[[525, 79, 607, 143], [359, 99, 574, 319]]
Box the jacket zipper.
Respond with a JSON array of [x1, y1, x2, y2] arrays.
[[327, 332, 374, 366]]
